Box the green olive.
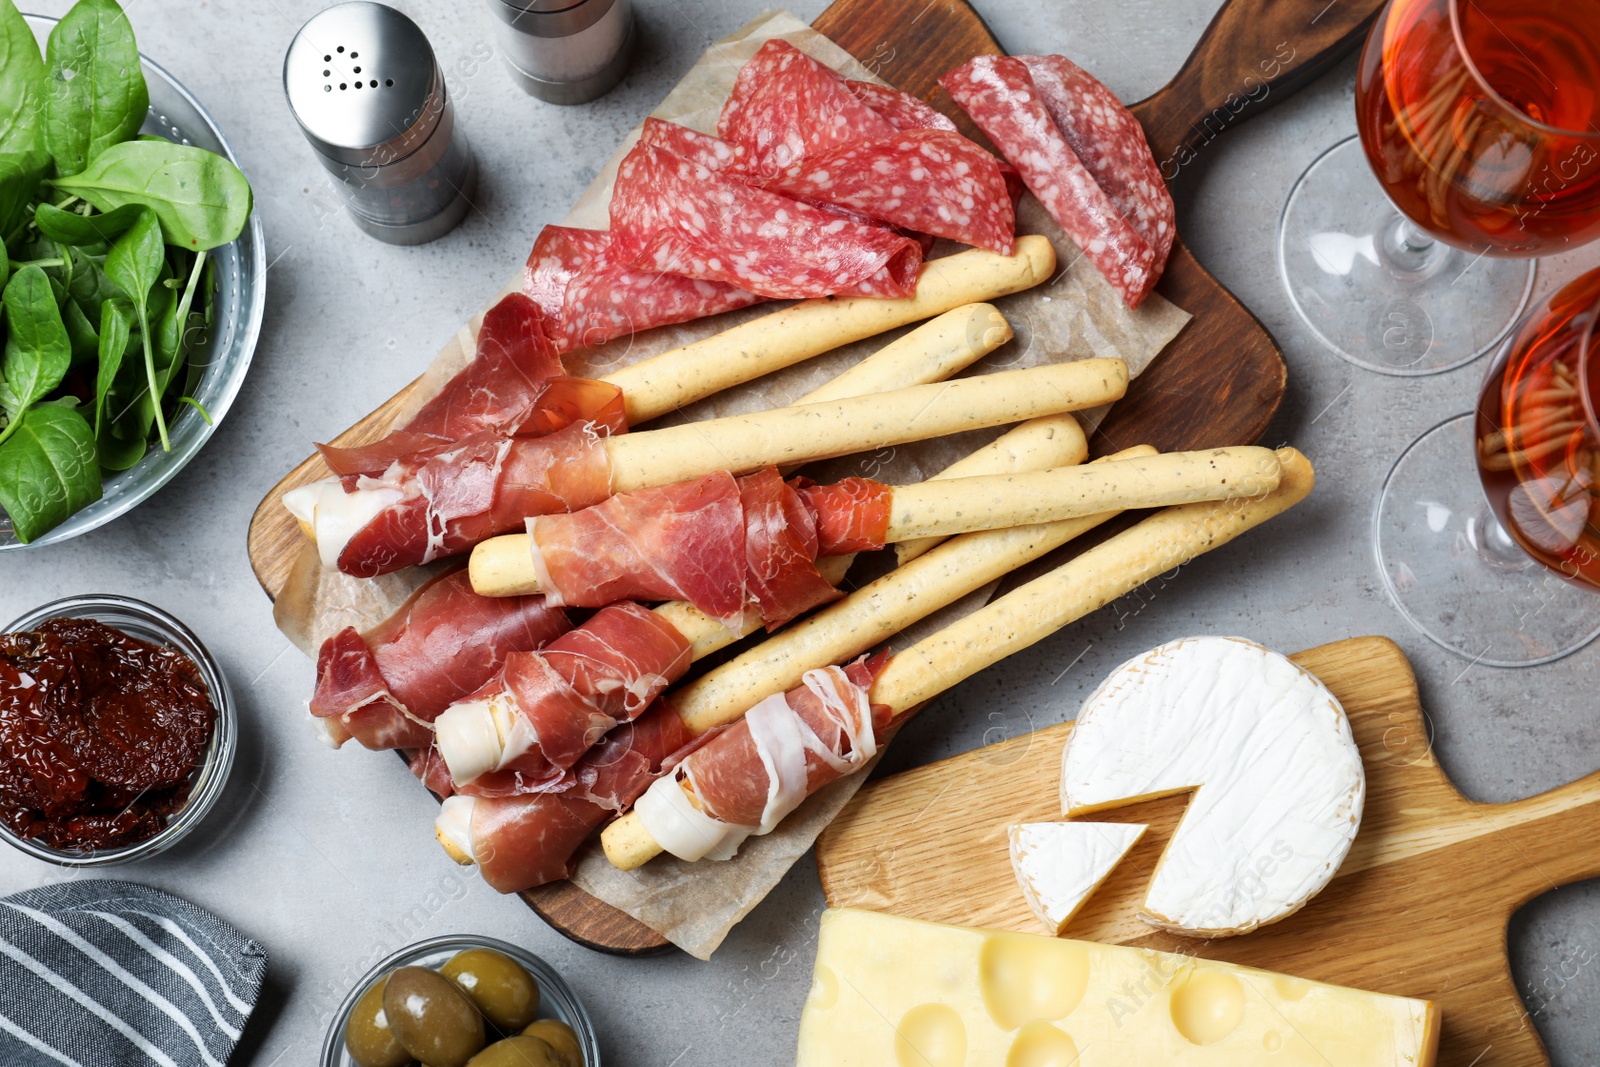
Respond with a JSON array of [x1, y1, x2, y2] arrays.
[[521, 1020, 583, 1067], [440, 948, 540, 1032], [343, 974, 413, 1067], [382, 965, 486, 1067], [465, 1036, 563, 1067]]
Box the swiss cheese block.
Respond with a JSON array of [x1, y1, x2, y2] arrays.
[[796, 909, 1440, 1066]]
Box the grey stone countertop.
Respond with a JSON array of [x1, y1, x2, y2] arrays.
[[3, 0, 1598, 1063]]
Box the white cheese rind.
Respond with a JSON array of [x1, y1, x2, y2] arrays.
[[796, 909, 1439, 1067], [1060, 635, 1365, 937], [1009, 822, 1146, 934]]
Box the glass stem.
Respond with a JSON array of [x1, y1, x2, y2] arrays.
[[1379, 212, 1453, 280]]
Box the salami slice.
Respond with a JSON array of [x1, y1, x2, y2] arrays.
[[767, 128, 1015, 254], [940, 55, 1163, 307], [846, 80, 960, 133], [525, 224, 763, 354], [639, 116, 753, 174], [717, 39, 897, 172], [1017, 55, 1173, 272], [611, 143, 922, 300]]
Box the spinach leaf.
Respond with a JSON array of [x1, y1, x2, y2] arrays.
[[92, 296, 126, 434], [156, 247, 203, 385], [102, 204, 166, 448], [42, 0, 148, 178], [0, 265, 70, 436], [52, 140, 251, 251], [0, 0, 48, 234], [63, 293, 99, 365], [35, 200, 143, 244], [95, 321, 148, 470], [0, 232, 7, 289], [0, 401, 101, 542], [66, 243, 123, 308]]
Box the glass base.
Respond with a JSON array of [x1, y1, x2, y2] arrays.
[[1279, 136, 1536, 376], [1374, 414, 1600, 666]]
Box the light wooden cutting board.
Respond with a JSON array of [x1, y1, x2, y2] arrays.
[[816, 636, 1600, 1066]]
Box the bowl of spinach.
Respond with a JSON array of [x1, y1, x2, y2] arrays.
[[0, 0, 265, 547]]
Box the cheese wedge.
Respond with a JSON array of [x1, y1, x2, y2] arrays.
[[1061, 635, 1365, 937], [796, 909, 1440, 1067], [1009, 822, 1145, 934]]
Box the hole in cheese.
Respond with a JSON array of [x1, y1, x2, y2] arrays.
[[1005, 1021, 1080, 1067], [1169, 969, 1246, 1046], [979, 934, 1090, 1031], [895, 1003, 966, 1067]]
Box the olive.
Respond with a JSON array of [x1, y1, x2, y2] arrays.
[[465, 1035, 563, 1067], [441, 949, 540, 1032], [382, 965, 486, 1067], [521, 1019, 583, 1067], [343, 974, 412, 1067]]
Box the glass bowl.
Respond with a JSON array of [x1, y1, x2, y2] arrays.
[[0, 594, 237, 866], [0, 15, 268, 550], [320, 935, 602, 1067]]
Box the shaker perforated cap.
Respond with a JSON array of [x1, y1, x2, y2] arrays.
[[284, 2, 441, 167]]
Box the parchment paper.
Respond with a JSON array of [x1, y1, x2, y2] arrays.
[[272, 11, 1190, 957]]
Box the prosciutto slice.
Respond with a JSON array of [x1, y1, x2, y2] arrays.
[[308, 570, 570, 750], [525, 468, 872, 628], [610, 142, 923, 300], [793, 477, 895, 555], [634, 655, 891, 861], [524, 224, 763, 354], [336, 416, 623, 577], [465, 703, 698, 892], [455, 603, 693, 795], [318, 293, 568, 477], [939, 55, 1172, 307]]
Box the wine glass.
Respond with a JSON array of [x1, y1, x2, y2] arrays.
[[1376, 267, 1600, 665], [1277, 0, 1600, 375]]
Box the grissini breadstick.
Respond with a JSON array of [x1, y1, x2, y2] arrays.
[[604, 358, 1128, 492], [604, 238, 1053, 425], [668, 444, 1155, 736], [894, 415, 1087, 564], [602, 447, 1314, 870], [465, 446, 1279, 600], [297, 358, 1128, 576]]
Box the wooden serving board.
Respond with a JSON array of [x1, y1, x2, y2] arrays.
[[246, 0, 1384, 954], [816, 637, 1593, 1066]]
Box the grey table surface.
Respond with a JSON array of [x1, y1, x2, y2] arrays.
[[4, 0, 1599, 1063]]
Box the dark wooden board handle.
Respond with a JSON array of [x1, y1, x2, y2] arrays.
[[1134, 0, 1386, 172]]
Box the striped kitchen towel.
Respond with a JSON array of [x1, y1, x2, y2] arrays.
[[0, 880, 267, 1067]]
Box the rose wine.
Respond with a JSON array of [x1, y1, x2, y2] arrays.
[[1476, 268, 1600, 588], [1356, 0, 1600, 256]]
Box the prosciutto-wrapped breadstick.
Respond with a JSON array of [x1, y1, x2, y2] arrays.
[[437, 443, 1190, 889], [434, 703, 697, 892], [308, 570, 571, 750], [296, 357, 1129, 577], [603, 448, 1315, 868], [466, 447, 1283, 620]]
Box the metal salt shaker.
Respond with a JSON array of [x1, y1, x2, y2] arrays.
[[487, 0, 636, 105], [284, 3, 477, 245]]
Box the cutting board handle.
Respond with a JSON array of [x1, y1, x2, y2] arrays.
[[1135, 0, 1386, 178], [1492, 768, 1600, 899]]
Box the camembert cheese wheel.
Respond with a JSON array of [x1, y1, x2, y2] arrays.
[[1060, 635, 1365, 937], [796, 909, 1439, 1066]]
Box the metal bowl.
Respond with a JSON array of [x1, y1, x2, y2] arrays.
[[320, 935, 602, 1067], [0, 15, 268, 550], [0, 594, 237, 867]]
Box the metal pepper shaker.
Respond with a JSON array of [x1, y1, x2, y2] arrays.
[[283, 2, 477, 245], [487, 0, 636, 105]]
